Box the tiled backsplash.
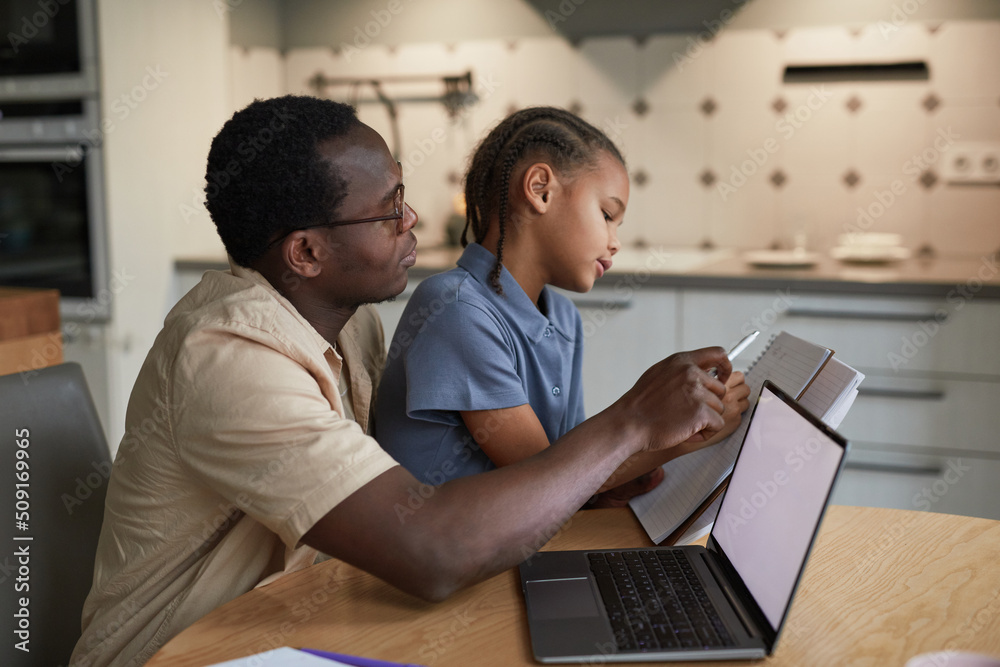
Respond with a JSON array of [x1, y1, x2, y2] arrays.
[[231, 21, 1000, 257]]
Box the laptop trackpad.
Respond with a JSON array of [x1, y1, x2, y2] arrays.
[[525, 578, 601, 620]]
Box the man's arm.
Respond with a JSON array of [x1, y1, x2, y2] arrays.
[[459, 372, 750, 494], [302, 347, 730, 602]]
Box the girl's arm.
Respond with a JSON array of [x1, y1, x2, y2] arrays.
[[460, 405, 550, 467]]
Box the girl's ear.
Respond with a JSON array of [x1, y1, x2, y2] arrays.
[[521, 162, 556, 215]]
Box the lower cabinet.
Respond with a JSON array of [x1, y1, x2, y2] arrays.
[[375, 274, 1000, 520], [680, 287, 1000, 520], [831, 445, 1000, 520], [563, 286, 680, 416]]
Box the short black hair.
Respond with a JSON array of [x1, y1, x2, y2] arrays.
[[204, 95, 361, 267], [462, 106, 626, 294]]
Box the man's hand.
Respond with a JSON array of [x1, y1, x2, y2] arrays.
[[683, 371, 750, 445], [611, 347, 730, 454], [665, 370, 751, 459]]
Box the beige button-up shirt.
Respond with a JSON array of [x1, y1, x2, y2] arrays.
[[72, 262, 398, 666]]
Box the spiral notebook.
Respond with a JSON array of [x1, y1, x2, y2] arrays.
[[629, 331, 864, 545]]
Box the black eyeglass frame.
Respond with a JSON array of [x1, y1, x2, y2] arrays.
[[265, 162, 405, 251]]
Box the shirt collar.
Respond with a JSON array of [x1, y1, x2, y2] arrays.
[[228, 257, 336, 358], [456, 243, 567, 343]]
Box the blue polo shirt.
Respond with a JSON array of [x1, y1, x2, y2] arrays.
[[375, 243, 586, 483]]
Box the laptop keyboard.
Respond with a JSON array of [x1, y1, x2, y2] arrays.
[[588, 550, 735, 652]]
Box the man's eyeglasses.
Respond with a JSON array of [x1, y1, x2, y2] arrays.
[[266, 162, 405, 251]]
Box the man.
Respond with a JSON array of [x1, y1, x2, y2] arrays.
[[71, 95, 735, 666]]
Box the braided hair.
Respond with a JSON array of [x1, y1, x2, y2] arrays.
[[462, 107, 626, 295]]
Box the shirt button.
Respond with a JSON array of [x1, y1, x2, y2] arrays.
[[552, 386, 561, 396], [544, 327, 552, 337]]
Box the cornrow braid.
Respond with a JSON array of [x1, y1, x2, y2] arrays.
[[462, 107, 626, 295]]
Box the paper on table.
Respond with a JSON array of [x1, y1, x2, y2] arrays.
[[629, 332, 834, 544], [207, 647, 352, 667]]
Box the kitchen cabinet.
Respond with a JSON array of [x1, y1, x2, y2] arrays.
[[678, 288, 1000, 520]]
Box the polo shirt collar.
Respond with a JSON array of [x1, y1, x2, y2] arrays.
[[457, 243, 567, 343]]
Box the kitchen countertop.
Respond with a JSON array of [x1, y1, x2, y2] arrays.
[[175, 245, 1000, 299]]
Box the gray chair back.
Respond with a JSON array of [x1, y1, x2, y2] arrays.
[[0, 363, 111, 666]]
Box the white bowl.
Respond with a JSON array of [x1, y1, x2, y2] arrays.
[[830, 245, 911, 264]]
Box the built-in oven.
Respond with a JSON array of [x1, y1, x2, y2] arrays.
[[0, 0, 107, 320], [0, 98, 109, 320]]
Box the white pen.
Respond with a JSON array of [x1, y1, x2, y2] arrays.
[[727, 330, 760, 361], [709, 330, 760, 378]]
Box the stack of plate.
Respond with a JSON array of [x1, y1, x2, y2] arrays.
[[830, 233, 911, 264], [742, 248, 821, 268]]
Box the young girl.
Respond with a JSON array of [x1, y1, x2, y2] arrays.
[[375, 106, 747, 504]]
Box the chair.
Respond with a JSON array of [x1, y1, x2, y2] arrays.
[[0, 362, 111, 666]]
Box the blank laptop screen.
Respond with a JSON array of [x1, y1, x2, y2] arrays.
[[713, 385, 845, 628]]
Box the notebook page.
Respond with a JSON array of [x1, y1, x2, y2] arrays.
[[629, 331, 832, 543], [796, 357, 865, 423], [675, 494, 721, 545]]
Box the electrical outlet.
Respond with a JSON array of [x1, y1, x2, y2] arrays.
[[942, 142, 1000, 184]]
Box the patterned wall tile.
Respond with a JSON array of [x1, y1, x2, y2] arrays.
[[710, 177, 777, 249], [780, 87, 852, 184], [711, 30, 782, 102], [856, 103, 927, 175], [780, 174, 856, 251], [271, 20, 1000, 256], [699, 96, 718, 117], [925, 187, 1000, 256], [921, 92, 941, 113], [929, 21, 1000, 100]]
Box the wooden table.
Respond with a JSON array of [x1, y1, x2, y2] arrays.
[[149, 506, 1000, 666]]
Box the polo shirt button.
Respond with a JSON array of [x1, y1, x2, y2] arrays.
[[544, 327, 552, 337], [552, 386, 561, 396]]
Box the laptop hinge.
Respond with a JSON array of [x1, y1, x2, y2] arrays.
[[701, 551, 761, 639]]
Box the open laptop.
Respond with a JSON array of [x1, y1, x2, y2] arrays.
[[519, 380, 849, 662]]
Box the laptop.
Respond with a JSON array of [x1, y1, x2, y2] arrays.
[[518, 380, 849, 662]]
